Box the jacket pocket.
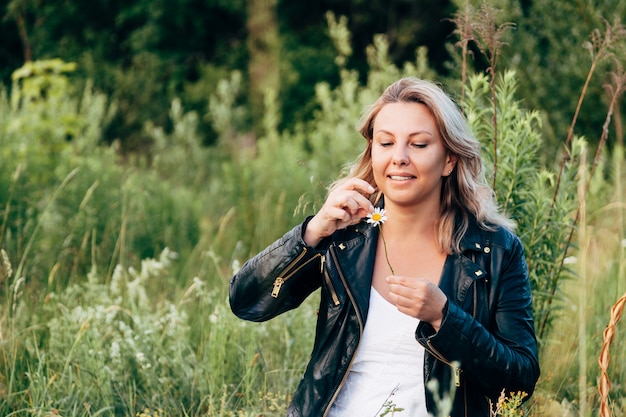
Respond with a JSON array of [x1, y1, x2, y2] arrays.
[[426, 340, 462, 388], [271, 248, 322, 298], [321, 255, 341, 306]]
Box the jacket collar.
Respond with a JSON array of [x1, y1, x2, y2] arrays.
[[371, 195, 490, 255], [458, 215, 488, 254]]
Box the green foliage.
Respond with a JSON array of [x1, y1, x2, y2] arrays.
[[1, 247, 318, 416], [490, 390, 528, 417], [6, 59, 108, 183], [4, 0, 624, 161], [3, 0, 249, 151], [1, 0, 459, 153], [449, 0, 626, 158], [463, 71, 581, 339], [0, 60, 211, 289], [0, 59, 121, 286]]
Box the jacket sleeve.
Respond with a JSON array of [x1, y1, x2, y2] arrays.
[[416, 235, 540, 400], [229, 219, 324, 322]]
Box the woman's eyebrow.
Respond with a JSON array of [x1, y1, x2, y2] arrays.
[[374, 129, 434, 137]]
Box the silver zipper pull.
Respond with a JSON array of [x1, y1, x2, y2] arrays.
[[271, 277, 284, 298], [320, 255, 325, 273]]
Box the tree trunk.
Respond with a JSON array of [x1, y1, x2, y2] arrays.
[[15, 13, 32, 62], [246, 0, 281, 136]]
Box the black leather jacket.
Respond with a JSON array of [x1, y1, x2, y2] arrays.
[[230, 216, 540, 417]]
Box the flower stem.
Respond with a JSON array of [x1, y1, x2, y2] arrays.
[[380, 226, 395, 275]]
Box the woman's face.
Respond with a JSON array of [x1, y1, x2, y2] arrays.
[[370, 101, 456, 210]]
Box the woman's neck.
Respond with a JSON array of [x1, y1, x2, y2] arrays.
[[382, 201, 440, 242]]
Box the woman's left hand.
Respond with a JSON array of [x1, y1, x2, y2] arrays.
[[386, 275, 448, 332]]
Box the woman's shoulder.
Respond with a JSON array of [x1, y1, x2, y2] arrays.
[[464, 216, 522, 253], [330, 219, 376, 244]]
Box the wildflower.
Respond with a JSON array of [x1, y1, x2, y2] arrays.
[[110, 341, 121, 360], [231, 258, 242, 275], [563, 256, 578, 265], [367, 208, 394, 275], [1, 249, 13, 283], [110, 264, 124, 296], [367, 207, 388, 226], [209, 312, 218, 324]]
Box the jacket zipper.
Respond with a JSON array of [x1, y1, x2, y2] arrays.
[[471, 253, 478, 319], [321, 255, 341, 306], [465, 253, 478, 416], [271, 248, 321, 298], [322, 244, 364, 417], [426, 340, 462, 387]]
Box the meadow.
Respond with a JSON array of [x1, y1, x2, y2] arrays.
[[1, 14, 626, 417]]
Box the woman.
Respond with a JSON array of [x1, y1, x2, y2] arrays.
[[229, 77, 540, 417]]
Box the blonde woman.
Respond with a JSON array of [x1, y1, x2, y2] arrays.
[[230, 77, 539, 417]]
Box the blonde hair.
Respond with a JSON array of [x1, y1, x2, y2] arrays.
[[334, 77, 514, 253]]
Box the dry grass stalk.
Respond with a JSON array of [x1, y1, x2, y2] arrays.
[[590, 63, 626, 185], [450, 1, 475, 104], [538, 49, 626, 340], [471, 3, 515, 191], [552, 18, 626, 207], [598, 291, 626, 417]]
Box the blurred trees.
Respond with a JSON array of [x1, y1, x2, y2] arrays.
[[2, 0, 249, 150], [1, 0, 453, 151], [498, 0, 626, 158], [1, 0, 624, 158]]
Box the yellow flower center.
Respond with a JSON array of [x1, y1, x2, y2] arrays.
[[371, 213, 382, 222]]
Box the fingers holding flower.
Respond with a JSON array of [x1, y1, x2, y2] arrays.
[[304, 178, 375, 247], [385, 275, 447, 331]]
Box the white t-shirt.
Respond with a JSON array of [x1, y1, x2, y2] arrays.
[[327, 287, 428, 417]]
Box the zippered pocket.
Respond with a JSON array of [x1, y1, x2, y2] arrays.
[[321, 255, 341, 306], [271, 248, 322, 298], [426, 340, 462, 387]]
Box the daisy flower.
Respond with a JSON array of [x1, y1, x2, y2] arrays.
[[366, 207, 388, 227], [367, 207, 394, 274]]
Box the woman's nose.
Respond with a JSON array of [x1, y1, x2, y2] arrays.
[[392, 146, 409, 166]]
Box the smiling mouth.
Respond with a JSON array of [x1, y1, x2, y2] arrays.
[[389, 175, 414, 180]]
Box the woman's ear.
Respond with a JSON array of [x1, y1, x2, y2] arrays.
[[444, 154, 458, 176]]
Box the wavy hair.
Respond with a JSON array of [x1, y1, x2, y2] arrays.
[[333, 77, 514, 253]]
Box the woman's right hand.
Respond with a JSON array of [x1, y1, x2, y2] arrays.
[[303, 178, 375, 247]]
